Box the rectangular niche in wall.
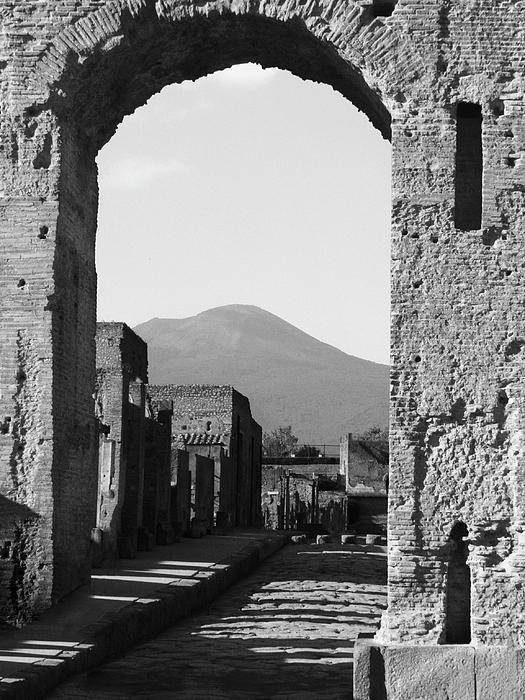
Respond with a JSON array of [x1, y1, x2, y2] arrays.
[[455, 102, 482, 231]]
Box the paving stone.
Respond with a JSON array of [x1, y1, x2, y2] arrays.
[[44, 544, 386, 699]]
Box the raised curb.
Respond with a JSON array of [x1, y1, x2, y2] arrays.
[[0, 532, 289, 700]]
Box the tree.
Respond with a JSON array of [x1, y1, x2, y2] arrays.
[[293, 444, 320, 458], [361, 425, 389, 450], [262, 425, 298, 457]]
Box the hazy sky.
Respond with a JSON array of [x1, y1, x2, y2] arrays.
[[96, 63, 391, 365]]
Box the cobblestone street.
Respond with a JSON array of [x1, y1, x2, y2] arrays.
[[44, 543, 386, 700]]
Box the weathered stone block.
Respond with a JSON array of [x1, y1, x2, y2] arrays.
[[385, 645, 475, 700], [475, 646, 519, 700], [353, 638, 386, 700]]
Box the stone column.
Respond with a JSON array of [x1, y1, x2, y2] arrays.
[[384, 92, 525, 648], [0, 112, 98, 623]]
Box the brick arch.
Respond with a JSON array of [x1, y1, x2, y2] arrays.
[[3, 0, 417, 626], [0, 0, 438, 629], [30, 0, 425, 149]]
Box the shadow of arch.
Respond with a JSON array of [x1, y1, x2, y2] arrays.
[[0, 494, 40, 522]]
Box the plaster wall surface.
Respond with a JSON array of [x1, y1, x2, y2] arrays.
[[340, 434, 389, 495]]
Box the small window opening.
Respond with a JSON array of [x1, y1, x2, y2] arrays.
[[371, 0, 397, 16], [455, 102, 482, 231], [490, 99, 504, 117], [445, 521, 471, 644]]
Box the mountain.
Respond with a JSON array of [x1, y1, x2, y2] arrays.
[[134, 305, 389, 444]]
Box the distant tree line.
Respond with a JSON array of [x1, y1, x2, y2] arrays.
[[262, 425, 298, 457], [360, 425, 389, 451], [262, 424, 388, 457]]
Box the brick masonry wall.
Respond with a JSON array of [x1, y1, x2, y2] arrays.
[[340, 435, 388, 495], [148, 384, 234, 435], [95, 323, 148, 561], [1, 0, 525, 645]]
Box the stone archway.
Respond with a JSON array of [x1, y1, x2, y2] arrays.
[[0, 0, 411, 625], [4, 8, 525, 696]]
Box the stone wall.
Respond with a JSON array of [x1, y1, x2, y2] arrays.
[[149, 385, 262, 528], [148, 384, 233, 435], [340, 434, 388, 495], [2, 7, 525, 694]]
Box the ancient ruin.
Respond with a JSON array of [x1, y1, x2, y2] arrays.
[[261, 454, 347, 532], [1, 0, 524, 695], [94, 331, 262, 558], [94, 322, 173, 564], [148, 383, 263, 529], [261, 435, 387, 534]]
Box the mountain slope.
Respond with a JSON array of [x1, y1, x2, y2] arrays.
[[134, 305, 389, 444]]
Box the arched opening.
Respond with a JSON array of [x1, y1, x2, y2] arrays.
[[49, 9, 391, 154], [95, 64, 391, 365], [445, 521, 471, 644], [93, 62, 390, 544]]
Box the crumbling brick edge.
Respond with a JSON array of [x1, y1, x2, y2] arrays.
[[0, 532, 290, 700]]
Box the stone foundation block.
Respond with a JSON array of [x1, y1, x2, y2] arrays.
[[386, 645, 475, 700], [354, 641, 525, 699], [353, 640, 511, 700], [475, 646, 520, 700], [353, 637, 386, 700]]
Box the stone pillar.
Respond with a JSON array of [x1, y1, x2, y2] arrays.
[[143, 418, 171, 543], [96, 438, 118, 564], [0, 114, 98, 624], [219, 450, 234, 518], [121, 381, 146, 552], [195, 455, 215, 532], [173, 449, 191, 535], [95, 370, 127, 565], [95, 323, 148, 562]]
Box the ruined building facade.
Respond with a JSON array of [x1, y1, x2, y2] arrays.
[[94, 331, 262, 562], [148, 384, 262, 529], [94, 323, 173, 564], [0, 0, 524, 694], [340, 433, 388, 536]]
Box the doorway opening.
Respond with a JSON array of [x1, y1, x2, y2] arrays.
[[445, 521, 471, 644]]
